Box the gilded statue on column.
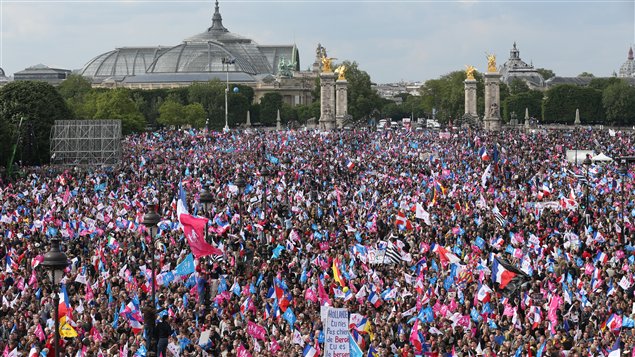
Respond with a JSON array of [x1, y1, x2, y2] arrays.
[[321, 56, 334, 73], [486, 54, 497, 73], [335, 65, 347, 80], [465, 65, 476, 80]]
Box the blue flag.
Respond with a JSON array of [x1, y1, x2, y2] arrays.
[[272, 245, 285, 259], [283, 307, 296, 327], [174, 254, 195, 277], [349, 333, 363, 357]]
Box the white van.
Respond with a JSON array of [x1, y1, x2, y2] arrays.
[[426, 119, 441, 128]]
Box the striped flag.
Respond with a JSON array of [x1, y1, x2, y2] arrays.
[[492, 205, 507, 227]]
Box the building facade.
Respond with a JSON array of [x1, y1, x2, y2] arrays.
[[618, 47, 635, 78], [0, 67, 10, 87], [499, 42, 545, 89], [13, 64, 71, 86], [78, 1, 314, 106]]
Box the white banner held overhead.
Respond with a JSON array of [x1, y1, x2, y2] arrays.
[[324, 308, 350, 357]]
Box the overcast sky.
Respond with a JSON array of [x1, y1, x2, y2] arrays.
[[1, 0, 634, 84]]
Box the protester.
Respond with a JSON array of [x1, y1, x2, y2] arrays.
[[0, 127, 634, 356]]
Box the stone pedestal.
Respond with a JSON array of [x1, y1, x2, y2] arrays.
[[319, 72, 336, 130], [276, 109, 282, 130], [464, 79, 477, 117], [245, 110, 252, 127], [574, 108, 581, 125], [335, 79, 348, 129], [524, 107, 530, 128], [483, 72, 502, 131]]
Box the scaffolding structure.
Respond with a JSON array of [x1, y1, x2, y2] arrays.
[[50, 120, 122, 166]]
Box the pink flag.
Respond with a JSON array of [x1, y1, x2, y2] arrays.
[[409, 319, 422, 353], [247, 321, 267, 341], [180, 214, 223, 258], [35, 324, 45, 342], [503, 304, 515, 317], [317, 278, 331, 306], [269, 338, 281, 354], [62, 188, 71, 206], [236, 344, 252, 357], [304, 287, 318, 303]]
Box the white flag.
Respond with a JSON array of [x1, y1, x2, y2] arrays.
[[415, 203, 431, 226], [482, 164, 492, 188]]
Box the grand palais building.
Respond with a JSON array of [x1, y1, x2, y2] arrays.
[[77, 1, 317, 105]]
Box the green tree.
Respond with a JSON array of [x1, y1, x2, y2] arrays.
[[419, 70, 481, 123], [503, 90, 543, 122], [542, 84, 605, 124], [536, 68, 555, 81], [57, 74, 93, 118], [508, 78, 530, 95], [158, 99, 185, 127], [588, 77, 622, 91], [130, 89, 169, 129], [0, 81, 72, 166], [602, 80, 635, 125], [259, 92, 283, 126], [336, 61, 384, 120], [188, 81, 225, 128], [577, 72, 595, 78], [184, 103, 207, 128], [280, 103, 298, 124], [295, 102, 320, 123], [94, 88, 146, 133]]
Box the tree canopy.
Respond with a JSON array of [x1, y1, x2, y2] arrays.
[[0, 81, 72, 166]]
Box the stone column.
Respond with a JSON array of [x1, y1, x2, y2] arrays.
[[464, 79, 477, 117], [245, 110, 252, 127], [319, 72, 336, 130], [335, 79, 348, 129], [483, 72, 502, 131], [276, 109, 282, 130]]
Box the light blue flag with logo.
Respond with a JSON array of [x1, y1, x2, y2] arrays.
[[174, 254, 195, 277]]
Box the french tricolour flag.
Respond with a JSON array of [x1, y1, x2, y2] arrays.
[[368, 291, 382, 308], [346, 160, 355, 170], [479, 147, 490, 161], [303, 345, 317, 357], [594, 251, 608, 265], [491, 258, 517, 289]]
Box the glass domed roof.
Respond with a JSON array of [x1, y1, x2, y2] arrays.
[[79, 1, 280, 80]]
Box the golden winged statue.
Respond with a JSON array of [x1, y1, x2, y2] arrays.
[[335, 65, 347, 80], [321, 56, 335, 73], [486, 54, 497, 73], [465, 65, 476, 80]]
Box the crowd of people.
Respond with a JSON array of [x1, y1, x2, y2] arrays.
[[1, 126, 634, 356]]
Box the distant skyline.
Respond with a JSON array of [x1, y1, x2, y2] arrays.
[[1, 0, 634, 84]]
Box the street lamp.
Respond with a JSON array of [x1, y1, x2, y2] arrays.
[[618, 160, 628, 241], [40, 238, 69, 357], [199, 188, 214, 243], [583, 157, 592, 224], [235, 173, 247, 218], [154, 156, 165, 211], [142, 205, 161, 356], [222, 57, 236, 132]]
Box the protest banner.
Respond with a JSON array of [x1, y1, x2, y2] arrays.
[[324, 308, 349, 357]]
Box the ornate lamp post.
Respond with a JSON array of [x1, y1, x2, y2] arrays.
[[583, 157, 592, 224], [222, 57, 236, 132], [142, 205, 161, 356], [619, 161, 628, 241], [199, 188, 214, 243], [40, 238, 69, 357], [154, 156, 165, 211], [235, 173, 247, 218]]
